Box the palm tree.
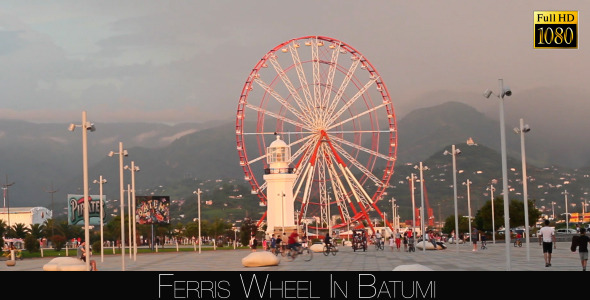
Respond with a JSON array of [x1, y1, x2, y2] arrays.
[[12, 223, 30, 239], [29, 223, 47, 239]]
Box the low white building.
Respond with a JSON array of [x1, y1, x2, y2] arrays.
[[0, 207, 52, 228]]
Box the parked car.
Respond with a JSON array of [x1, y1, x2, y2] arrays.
[[556, 228, 577, 234]]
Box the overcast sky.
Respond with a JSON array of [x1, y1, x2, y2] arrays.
[[0, 0, 588, 124]]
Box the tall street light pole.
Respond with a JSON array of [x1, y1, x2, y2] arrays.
[[406, 174, 417, 235], [93, 176, 106, 262], [487, 184, 496, 244], [514, 118, 531, 260], [484, 78, 513, 270], [193, 188, 202, 253], [1, 177, 15, 235], [69, 110, 95, 271], [444, 145, 461, 252], [463, 179, 473, 245], [44, 183, 58, 238], [414, 162, 429, 253], [564, 190, 570, 232], [125, 161, 139, 261], [108, 142, 128, 271], [126, 184, 132, 259]]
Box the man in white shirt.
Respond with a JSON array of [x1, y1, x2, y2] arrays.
[[538, 219, 556, 267]]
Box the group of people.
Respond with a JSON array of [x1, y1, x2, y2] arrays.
[[250, 231, 308, 254], [538, 218, 590, 271]]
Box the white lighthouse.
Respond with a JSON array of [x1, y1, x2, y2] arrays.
[[263, 135, 297, 236]]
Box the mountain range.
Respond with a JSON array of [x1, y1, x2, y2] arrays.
[[0, 101, 588, 223]]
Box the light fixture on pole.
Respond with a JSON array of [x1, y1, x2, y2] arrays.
[[514, 118, 531, 260], [92, 176, 106, 262], [487, 184, 496, 244], [414, 162, 429, 253], [193, 188, 202, 253], [406, 174, 417, 236], [483, 78, 513, 270], [463, 179, 473, 245], [69, 111, 95, 271], [444, 145, 461, 252], [125, 162, 140, 261], [108, 142, 128, 271]]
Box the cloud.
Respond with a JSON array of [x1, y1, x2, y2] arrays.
[[0, 0, 587, 125]]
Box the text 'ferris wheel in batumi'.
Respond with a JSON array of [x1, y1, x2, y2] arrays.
[[236, 36, 397, 234]]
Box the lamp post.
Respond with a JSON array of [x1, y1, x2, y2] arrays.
[[444, 145, 461, 252], [414, 162, 429, 253], [125, 161, 140, 261], [193, 188, 202, 253], [406, 174, 417, 235], [463, 179, 473, 245], [69, 111, 95, 271], [44, 183, 58, 238], [551, 201, 556, 220], [278, 193, 286, 235], [514, 118, 531, 260], [563, 190, 570, 231], [1, 177, 15, 235], [92, 176, 106, 262], [487, 184, 496, 244], [389, 197, 397, 231], [484, 78, 513, 270], [126, 184, 132, 259], [108, 142, 128, 271]]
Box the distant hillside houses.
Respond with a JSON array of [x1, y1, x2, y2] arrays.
[[0, 207, 52, 228]]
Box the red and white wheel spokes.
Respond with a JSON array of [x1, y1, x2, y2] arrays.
[[236, 36, 397, 232]]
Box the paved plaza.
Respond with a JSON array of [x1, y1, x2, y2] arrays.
[[1, 241, 585, 271]]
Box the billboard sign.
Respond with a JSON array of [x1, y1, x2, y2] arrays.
[[67, 194, 105, 225], [136, 195, 170, 224]]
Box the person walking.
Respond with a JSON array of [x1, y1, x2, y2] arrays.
[[389, 235, 395, 252], [538, 219, 556, 267], [249, 234, 258, 252], [571, 227, 590, 271], [395, 229, 402, 251], [471, 227, 479, 252]]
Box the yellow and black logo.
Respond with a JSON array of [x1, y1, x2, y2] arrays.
[[534, 11, 578, 49]]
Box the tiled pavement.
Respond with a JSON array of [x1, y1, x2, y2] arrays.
[[2, 241, 585, 271]]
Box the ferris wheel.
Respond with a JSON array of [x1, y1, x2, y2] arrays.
[[236, 36, 397, 233]]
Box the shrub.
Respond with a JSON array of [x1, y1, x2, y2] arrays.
[[51, 235, 66, 251], [92, 240, 101, 253], [24, 235, 40, 253]]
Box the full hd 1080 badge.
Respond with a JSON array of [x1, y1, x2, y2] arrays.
[[534, 11, 578, 49]]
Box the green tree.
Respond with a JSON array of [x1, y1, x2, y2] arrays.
[[29, 223, 46, 239], [441, 214, 471, 236], [24, 234, 40, 253], [12, 223, 30, 239], [475, 197, 541, 232]]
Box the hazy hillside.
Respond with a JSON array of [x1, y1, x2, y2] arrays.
[[0, 100, 587, 224]]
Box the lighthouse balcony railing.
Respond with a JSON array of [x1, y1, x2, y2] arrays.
[[264, 167, 294, 174]]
